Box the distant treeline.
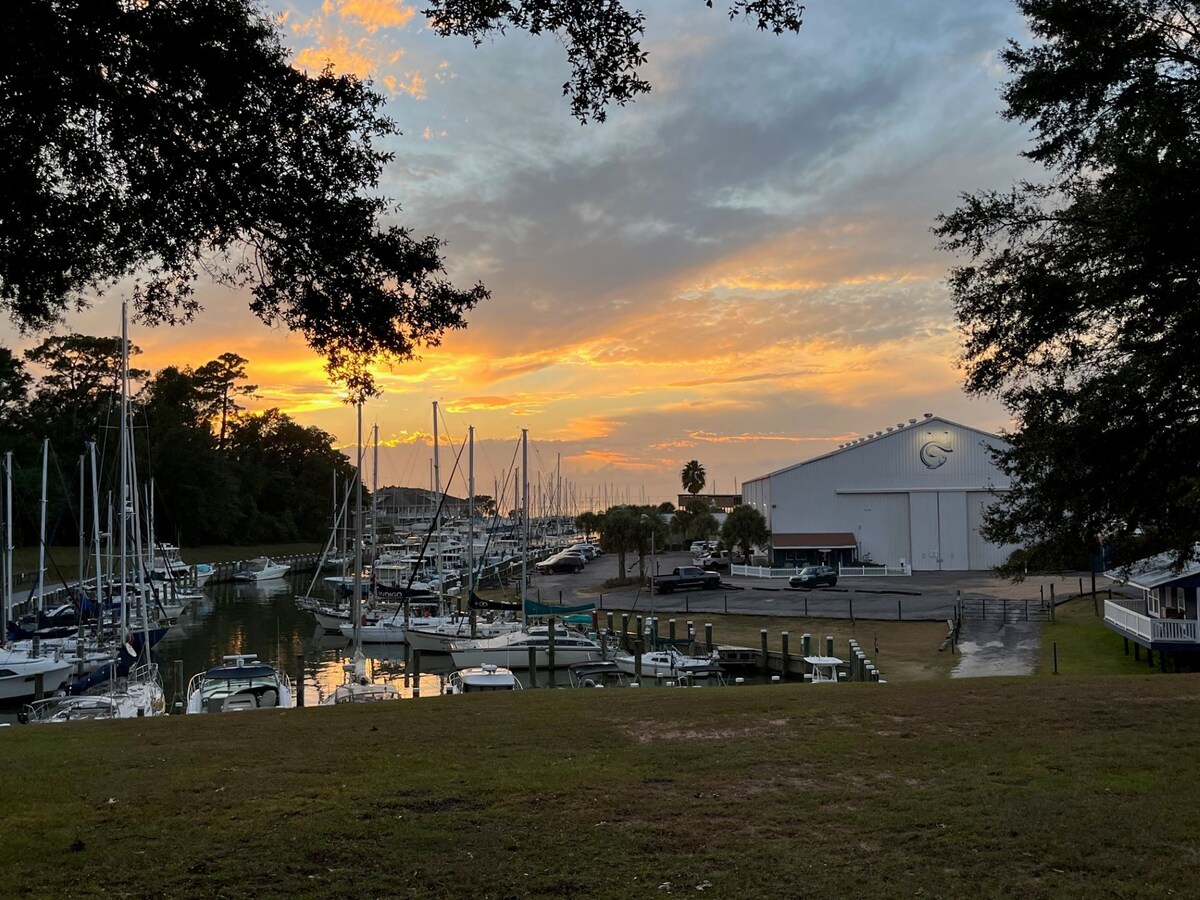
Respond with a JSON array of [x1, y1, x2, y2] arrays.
[[0, 335, 357, 548]]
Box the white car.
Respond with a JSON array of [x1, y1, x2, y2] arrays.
[[568, 543, 598, 560]]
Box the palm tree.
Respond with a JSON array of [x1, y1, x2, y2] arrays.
[[599, 506, 639, 580], [681, 460, 706, 497], [720, 504, 769, 566]]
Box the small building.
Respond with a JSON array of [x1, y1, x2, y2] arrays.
[[676, 493, 743, 514], [741, 413, 1015, 571], [1103, 551, 1200, 657]]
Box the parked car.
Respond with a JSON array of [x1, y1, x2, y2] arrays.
[[568, 543, 599, 560], [788, 565, 838, 588], [535, 553, 586, 574]]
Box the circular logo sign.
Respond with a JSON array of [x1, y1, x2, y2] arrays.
[[920, 440, 953, 469]]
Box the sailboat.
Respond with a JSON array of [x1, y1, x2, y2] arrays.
[[21, 303, 168, 721], [322, 406, 399, 704], [446, 428, 602, 672]]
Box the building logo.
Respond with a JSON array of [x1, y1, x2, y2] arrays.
[[919, 437, 953, 469]]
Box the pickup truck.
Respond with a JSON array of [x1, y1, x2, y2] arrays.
[[654, 566, 722, 594]]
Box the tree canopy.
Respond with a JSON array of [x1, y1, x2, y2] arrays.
[[1, 1, 804, 394], [720, 503, 768, 565], [680, 460, 706, 497], [935, 0, 1200, 570]]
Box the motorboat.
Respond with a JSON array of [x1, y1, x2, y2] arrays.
[[0, 648, 74, 703], [804, 656, 845, 683], [148, 544, 213, 587], [321, 650, 400, 705], [568, 660, 630, 688], [448, 625, 604, 670], [184, 653, 294, 712], [611, 645, 723, 679], [231, 557, 291, 582], [444, 663, 522, 694]]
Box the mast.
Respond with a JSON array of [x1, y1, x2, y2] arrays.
[[371, 423, 379, 565], [468, 425, 475, 636], [78, 455, 86, 588], [117, 300, 130, 645], [433, 400, 442, 610], [36, 437, 48, 612], [351, 402, 364, 653], [520, 428, 528, 626], [88, 441, 102, 602], [2, 451, 11, 639]]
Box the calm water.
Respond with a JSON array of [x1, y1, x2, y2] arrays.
[[155, 568, 455, 707]]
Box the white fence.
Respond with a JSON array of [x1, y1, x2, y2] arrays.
[[729, 563, 911, 579], [1104, 598, 1199, 644]]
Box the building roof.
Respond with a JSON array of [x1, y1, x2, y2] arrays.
[[1105, 548, 1200, 589], [742, 414, 1008, 486], [772, 532, 858, 549]]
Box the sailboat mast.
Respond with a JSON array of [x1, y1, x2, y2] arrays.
[[88, 441, 102, 599], [2, 451, 11, 638], [520, 428, 528, 625], [78, 455, 86, 588], [118, 300, 130, 644], [371, 423, 379, 563], [36, 437, 47, 612], [352, 403, 364, 652], [468, 425, 475, 636], [433, 401, 441, 609]]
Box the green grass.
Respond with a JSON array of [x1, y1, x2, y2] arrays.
[[1038, 596, 1159, 676], [3, 677, 1200, 898]]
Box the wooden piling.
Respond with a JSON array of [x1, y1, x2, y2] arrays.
[[296, 654, 305, 707], [705, 623, 713, 653], [634, 639, 643, 681], [548, 617, 556, 687], [412, 649, 422, 698], [760, 629, 769, 674], [781, 632, 790, 679], [527, 645, 538, 688]]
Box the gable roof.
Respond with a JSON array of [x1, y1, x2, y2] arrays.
[[744, 414, 1008, 485], [1105, 547, 1200, 589]]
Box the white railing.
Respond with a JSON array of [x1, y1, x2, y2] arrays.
[[731, 565, 799, 579], [1103, 598, 1199, 644], [728, 564, 911, 579], [838, 565, 910, 578]]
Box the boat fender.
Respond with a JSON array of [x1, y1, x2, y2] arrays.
[[582, 678, 596, 688]]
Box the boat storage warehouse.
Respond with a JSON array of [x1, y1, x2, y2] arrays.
[[741, 414, 1014, 572]]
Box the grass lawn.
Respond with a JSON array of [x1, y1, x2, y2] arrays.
[[3, 676, 1199, 898], [1038, 595, 1162, 677]]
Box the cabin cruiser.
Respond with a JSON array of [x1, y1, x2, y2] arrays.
[[20, 662, 166, 722], [444, 663, 522, 694], [448, 625, 604, 670], [184, 654, 294, 712], [404, 617, 523, 654], [0, 648, 74, 703], [232, 557, 291, 582], [611, 645, 723, 679]]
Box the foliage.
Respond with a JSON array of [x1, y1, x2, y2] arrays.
[[598, 505, 639, 580], [0, 0, 486, 393], [680, 459, 706, 497], [935, 0, 1200, 569], [720, 503, 769, 564], [0, 340, 355, 547], [425, 0, 805, 123], [575, 510, 601, 540]]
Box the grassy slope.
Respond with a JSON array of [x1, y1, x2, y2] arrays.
[[3, 675, 1198, 899]]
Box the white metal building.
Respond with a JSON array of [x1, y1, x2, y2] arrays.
[[742, 414, 1015, 572]]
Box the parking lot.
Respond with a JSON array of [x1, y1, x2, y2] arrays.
[[526, 548, 1105, 623]]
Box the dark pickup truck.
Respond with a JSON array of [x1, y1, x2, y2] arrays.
[[654, 566, 722, 594]]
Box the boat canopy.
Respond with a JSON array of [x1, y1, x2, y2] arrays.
[[523, 598, 595, 617]]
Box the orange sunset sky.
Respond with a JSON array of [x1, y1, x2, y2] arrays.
[[3, 0, 1035, 510]]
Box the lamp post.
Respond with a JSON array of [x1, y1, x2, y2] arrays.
[[641, 514, 657, 614]]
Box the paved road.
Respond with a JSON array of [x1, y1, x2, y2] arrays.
[[528, 549, 1102, 624]]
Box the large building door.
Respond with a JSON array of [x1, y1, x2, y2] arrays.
[[909, 493, 941, 570]]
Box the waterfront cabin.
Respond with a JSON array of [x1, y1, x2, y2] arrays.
[[1103, 550, 1200, 663]]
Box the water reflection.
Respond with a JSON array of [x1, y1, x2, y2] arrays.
[[153, 569, 453, 706]]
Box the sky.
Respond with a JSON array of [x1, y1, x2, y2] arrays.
[[3, 0, 1040, 513]]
